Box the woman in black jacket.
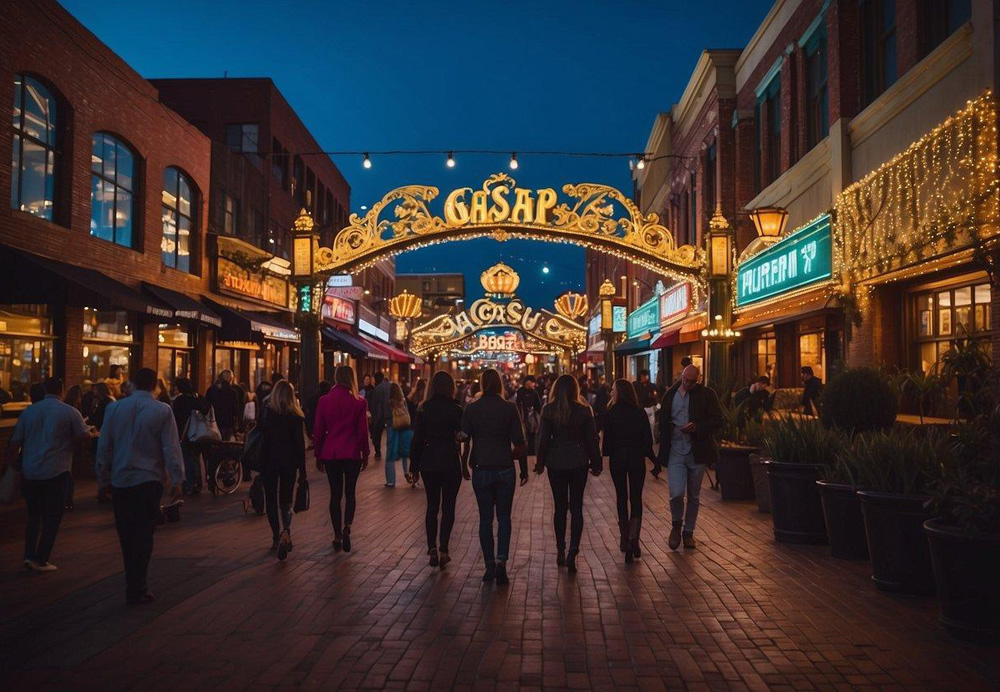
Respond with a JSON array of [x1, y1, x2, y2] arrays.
[[602, 379, 656, 563], [259, 380, 307, 560], [407, 372, 465, 568], [534, 374, 602, 573]]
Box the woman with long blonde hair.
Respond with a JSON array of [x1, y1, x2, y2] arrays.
[[534, 374, 602, 573], [314, 365, 370, 552], [258, 379, 306, 560]]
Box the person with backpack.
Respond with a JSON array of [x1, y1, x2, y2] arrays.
[[257, 380, 307, 560], [384, 381, 415, 487]]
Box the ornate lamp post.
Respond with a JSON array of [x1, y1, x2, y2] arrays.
[[598, 279, 618, 380], [389, 290, 422, 382], [704, 203, 737, 387], [291, 208, 321, 400]]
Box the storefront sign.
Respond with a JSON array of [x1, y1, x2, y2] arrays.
[[613, 306, 627, 333], [326, 275, 353, 288], [477, 333, 524, 351], [659, 283, 691, 325], [325, 286, 365, 301], [588, 314, 601, 337], [736, 214, 832, 307], [217, 260, 290, 310], [627, 297, 660, 338], [359, 318, 390, 343], [322, 295, 356, 326]]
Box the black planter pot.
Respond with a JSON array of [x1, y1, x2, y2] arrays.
[[767, 462, 827, 544], [817, 481, 868, 560], [716, 445, 758, 501], [750, 454, 771, 513], [858, 491, 934, 595], [925, 519, 1000, 643]]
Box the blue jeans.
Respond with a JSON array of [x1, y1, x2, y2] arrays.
[[385, 428, 413, 485], [472, 467, 516, 566], [667, 450, 706, 533]]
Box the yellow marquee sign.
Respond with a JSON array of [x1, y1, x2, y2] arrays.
[[315, 173, 705, 284]]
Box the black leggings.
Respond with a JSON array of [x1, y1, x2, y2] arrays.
[[610, 455, 646, 541], [261, 466, 298, 537], [421, 470, 461, 552], [546, 466, 589, 552], [325, 459, 361, 537]]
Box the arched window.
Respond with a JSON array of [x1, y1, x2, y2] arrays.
[[11, 74, 59, 220], [162, 167, 195, 272], [91, 133, 136, 248]]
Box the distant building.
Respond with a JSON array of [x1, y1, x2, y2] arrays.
[[396, 273, 466, 321]]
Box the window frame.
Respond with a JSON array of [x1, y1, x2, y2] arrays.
[[11, 73, 60, 221], [804, 25, 829, 151], [861, 0, 897, 107], [90, 132, 138, 249], [161, 166, 196, 273]]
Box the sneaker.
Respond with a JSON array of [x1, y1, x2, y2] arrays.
[[682, 532, 697, 550], [566, 550, 578, 575], [668, 524, 682, 551], [31, 561, 58, 573], [23, 559, 36, 571], [384, 483, 394, 488], [342, 526, 352, 553], [126, 591, 154, 606], [277, 530, 291, 561], [439, 551, 451, 569], [482, 561, 496, 583], [429, 548, 439, 567], [495, 561, 509, 585]]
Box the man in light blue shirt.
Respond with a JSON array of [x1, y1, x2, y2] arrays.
[[6, 377, 94, 572], [96, 368, 184, 605]]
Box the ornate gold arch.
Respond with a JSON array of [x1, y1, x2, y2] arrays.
[[315, 173, 705, 287]]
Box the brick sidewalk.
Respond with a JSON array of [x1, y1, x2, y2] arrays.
[[0, 455, 997, 691]]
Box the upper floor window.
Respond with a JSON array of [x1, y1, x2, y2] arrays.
[[704, 143, 717, 214], [292, 155, 303, 203], [922, 0, 971, 57], [11, 74, 59, 220], [861, 0, 897, 107], [162, 167, 195, 272], [91, 133, 136, 248], [271, 138, 288, 190], [756, 75, 781, 189], [225, 123, 259, 165], [688, 172, 697, 245], [221, 191, 238, 235], [805, 26, 829, 150]]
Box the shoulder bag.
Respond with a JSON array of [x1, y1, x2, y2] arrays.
[[391, 401, 411, 430], [184, 405, 222, 446]]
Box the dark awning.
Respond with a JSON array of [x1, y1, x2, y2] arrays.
[[362, 335, 414, 363], [142, 283, 221, 328], [205, 298, 300, 344], [322, 327, 386, 359], [615, 335, 652, 356], [649, 329, 681, 350], [0, 246, 173, 317]]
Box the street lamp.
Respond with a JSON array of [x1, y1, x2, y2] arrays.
[[389, 289, 423, 352], [749, 206, 789, 240], [291, 208, 321, 403], [704, 203, 735, 388], [599, 279, 617, 380]]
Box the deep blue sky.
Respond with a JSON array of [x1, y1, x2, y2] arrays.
[[61, 0, 772, 306]]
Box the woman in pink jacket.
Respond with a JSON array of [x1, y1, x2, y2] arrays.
[[313, 365, 370, 552]]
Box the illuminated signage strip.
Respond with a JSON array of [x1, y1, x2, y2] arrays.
[[627, 297, 660, 338], [736, 214, 833, 308], [659, 283, 691, 326], [359, 318, 390, 343]]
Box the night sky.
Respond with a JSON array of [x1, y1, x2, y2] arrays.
[[61, 0, 772, 307]]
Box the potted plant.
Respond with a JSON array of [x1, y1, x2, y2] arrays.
[[715, 397, 764, 502], [924, 368, 1000, 642], [762, 415, 842, 544], [853, 428, 953, 595], [821, 367, 898, 434], [817, 452, 868, 560]]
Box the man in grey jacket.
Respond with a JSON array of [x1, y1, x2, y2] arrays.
[[368, 372, 392, 460], [96, 368, 184, 605]]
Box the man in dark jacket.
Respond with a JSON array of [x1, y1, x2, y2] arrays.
[[514, 376, 542, 455], [172, 377, 207, 494], [800, 366, 823, 416], [657, 365, 723, 551], [369, 372, 391, 459], [205, 370, 240, 440]]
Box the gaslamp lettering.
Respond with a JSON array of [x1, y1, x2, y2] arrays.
[[469, 191, 490, 224], [444, 187, 471, 225], [489, 184, 511, 222], [510, 188, 535, 224], [534, 188, 557, 224], [442, 185, 560, 227]]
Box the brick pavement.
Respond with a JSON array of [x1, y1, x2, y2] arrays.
[[0, 453, 997, 691]]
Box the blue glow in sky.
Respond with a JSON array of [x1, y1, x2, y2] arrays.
[[61, 0, 772, 306]]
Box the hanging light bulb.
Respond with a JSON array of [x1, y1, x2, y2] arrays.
[[362, 153, 372, 169], [509, 152, 518, 170], [636, 155, 646, 170], [446, 152, 456, 168]]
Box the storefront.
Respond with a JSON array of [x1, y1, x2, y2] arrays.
[[650, 282, 706, 383], [0, 305, 55, 411], [141, 283, 222, 391], [732, 213, 843, 389], [581, 305, 627, 379], [618, 295, 660, 384]]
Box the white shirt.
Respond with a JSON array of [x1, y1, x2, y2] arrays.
[[95, 390, 185, 488], [670, 388, 692, 456], [10, 395, 90, 480]]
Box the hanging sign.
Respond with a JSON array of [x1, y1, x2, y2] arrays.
[[736, 214, 832, 307], [659, 283, 691, 326], [325, 286, 365, 301], [627, 297, 659, 338], [321, 296, 356, 325]]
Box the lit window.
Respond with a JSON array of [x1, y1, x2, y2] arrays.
[[11, 74, 58, 220], [90, 133, 136, 248], [162, 167, 195, 272]]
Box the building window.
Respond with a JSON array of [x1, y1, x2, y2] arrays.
[[162, 167, 195, 272], [688, 172, 697, 244], [704, 143, 716, 215], [805, 26, 829, 150], [0, 305, 53, 407], [157, 323, 194, 389], [271, 138, 288, 191], [915, 281, 992, 372], [222, 192, 238, 235], [799, 332, 825, 383], [922, 0, 971, 57], [292, 156, 303, 203], [90, 133, 136, 248], [249, 207, 264, 248], [82, 308, 134, 383], [756, 332, 777, 385], [756, 76, 782, 188], [305, 167, 316, 212], [861, 0, 897, 107], [11, 74, 59, 221], [225, 123, 259, 164]]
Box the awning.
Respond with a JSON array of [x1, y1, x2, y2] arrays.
[[732, 290, 839, 331], [615, 335, 652, 356], [142, 283, 221, 328], [205, 298, 300, 344], [322, 326, 386, 359], [649, 329, 681, 349], [357, 332, 403, 362], [0, 247, 173, 318]]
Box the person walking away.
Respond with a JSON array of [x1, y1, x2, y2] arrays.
[[657, 365, 722, 551], [603, 379, 656, 563], [95, 368, 184, 604], [385, 382, 415, 487], [62, 384, 86, 511], [405, 379, 425, 484], [172, 378, 207, 495], [800, 366, 823, 416], [461, 368, 527, 585], [633, 369, 659, 439], [360, 374, 374, 402], [514, 376, 542, 456], [6, 377, 94, 572], [593, 377, 610, 434], [533, 375, 602, 573], [314, 366, 369, 552], [369, 372, 391, 460], [258, 380, 307, 560], [407, 371, 464, 568], [206, 369, 240, 440]]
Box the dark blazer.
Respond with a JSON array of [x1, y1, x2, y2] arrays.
[[461, 394, 526, 473], [657, 382, 723, 467], [259, 410, 306, 473], [536, 401, 602, 473], [410, 395, 463, 475], [602, 403, 654, 464]]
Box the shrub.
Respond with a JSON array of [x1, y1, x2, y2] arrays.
[[820, 367, 897, 434], [850, 427, 954, 495], [762, 414, 847, 468]]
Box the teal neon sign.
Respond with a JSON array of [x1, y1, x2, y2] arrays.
[[627, 297, 659, 338], [736, 214, 832, 307]]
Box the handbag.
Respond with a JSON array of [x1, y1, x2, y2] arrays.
[[294, 477, 310, 513], [0, 465, 22, 505], [185, 406, 221, 445], [391, 402, 411, 430]]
